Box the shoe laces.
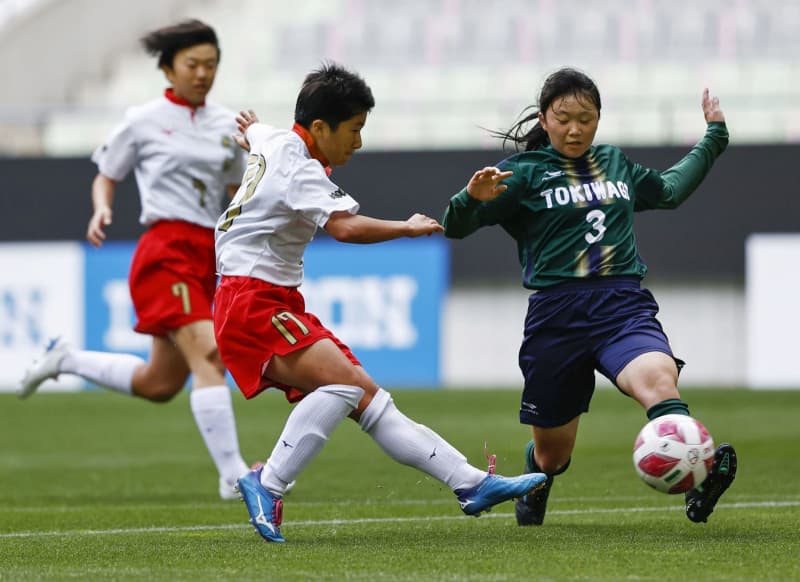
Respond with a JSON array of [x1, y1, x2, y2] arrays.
[[483, 442, 496, 475], [273, 498, 284, 526]]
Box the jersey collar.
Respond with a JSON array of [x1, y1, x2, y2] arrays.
[[164, 88, 205, 111], [292, 123, 332, 176]]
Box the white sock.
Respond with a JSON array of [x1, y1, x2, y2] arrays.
[[359, 388, 485, 491], [189, 386, 249, 483], [60, 350, 144, 395], [260, 384, 364, 496]]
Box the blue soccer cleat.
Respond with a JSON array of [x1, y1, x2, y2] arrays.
[[456, 472, 547, 517], [220, 461, 296, 501], [236, 468, 285, 543]]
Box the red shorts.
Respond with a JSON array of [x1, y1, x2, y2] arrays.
[[129, 220, 216, 336], [214, 275, 361, 401]]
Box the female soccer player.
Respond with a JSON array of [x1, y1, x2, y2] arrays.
[[19, 20, 253, 500], [441, 68, 737, 526], [213, 62, 546, 543]]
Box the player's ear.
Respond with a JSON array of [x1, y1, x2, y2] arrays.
[[309, 119, 328, 140], [161, 65, 175, 84], [537, 111, 547, 130]]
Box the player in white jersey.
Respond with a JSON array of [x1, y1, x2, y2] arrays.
[[18, 20, 255, 500], [213, 62, 547, 543]]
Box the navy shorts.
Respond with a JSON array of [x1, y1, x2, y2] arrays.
[[518, 277, 682, 428]]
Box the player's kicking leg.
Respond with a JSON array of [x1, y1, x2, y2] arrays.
[[685, 443, 737, 523]]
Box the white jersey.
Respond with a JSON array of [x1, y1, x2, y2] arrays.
[[92, 91, 247, 228], [215, 123, 360, 287]]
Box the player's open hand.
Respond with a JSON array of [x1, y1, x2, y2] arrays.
[[86, 207, 112, 247], [405, 213, 445, 237], [702, 89, 725, 123], [233, 109, 259, 151], [466, 166, 513, 202]]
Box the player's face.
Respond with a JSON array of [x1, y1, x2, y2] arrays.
[[538, 93, 599, 158], [162, 43, 219, 106], [313, 112, 368, 166]]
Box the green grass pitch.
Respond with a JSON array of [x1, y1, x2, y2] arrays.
[[1, 387, 798, 581]]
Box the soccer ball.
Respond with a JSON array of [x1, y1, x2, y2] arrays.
[[632, 414, 715, 494]]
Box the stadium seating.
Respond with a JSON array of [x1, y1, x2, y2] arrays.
[[2, 0, 799, 154]]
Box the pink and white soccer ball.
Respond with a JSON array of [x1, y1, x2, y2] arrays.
[[632, 414, 715, 494]]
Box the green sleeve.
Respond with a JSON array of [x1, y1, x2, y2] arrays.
[[441, 188, 483, 239], [633, 122, 729, 211], [442, 159, 526, 239]]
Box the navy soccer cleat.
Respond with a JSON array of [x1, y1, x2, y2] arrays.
[[456, 472, 547, 517], [515, 440, 552, 526], [236, 468, 285, 543], [685, 443, 738, 523], [515, 475, 553, 526]]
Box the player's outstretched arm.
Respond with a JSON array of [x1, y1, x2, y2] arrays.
[[641, 89, 729, 210], [87, 173, 116, 248], [325, 211, 444, 244]]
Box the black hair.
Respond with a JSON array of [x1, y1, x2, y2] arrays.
[[141, 19, 220, 69], [294, 62, 375, 131], [493, 67, 601, 152]]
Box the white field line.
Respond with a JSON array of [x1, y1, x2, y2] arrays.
[[0, 495, 668, 513], [6, 493, 797, 513], [0, 500, 798, 540]]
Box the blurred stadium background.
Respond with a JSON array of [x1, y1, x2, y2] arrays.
[[1, 0, 799, 390], [3, 0, 800, 153]]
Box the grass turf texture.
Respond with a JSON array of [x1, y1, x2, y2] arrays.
[[1, 387, 798, 581]]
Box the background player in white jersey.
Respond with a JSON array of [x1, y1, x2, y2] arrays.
[[213, 62, 546, 543], [18, 20, 254, 500]]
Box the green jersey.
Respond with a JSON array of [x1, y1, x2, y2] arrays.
[[442, 122, 729, 289]]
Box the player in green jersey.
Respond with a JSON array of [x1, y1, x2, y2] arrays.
[[442, 67, 737, 525]]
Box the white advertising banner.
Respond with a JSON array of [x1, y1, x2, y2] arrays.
[[0, 242, 84, 392], [746, 233, 800, 389]]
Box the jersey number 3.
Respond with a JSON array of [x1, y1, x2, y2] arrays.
[[584, 209, 607, 244]]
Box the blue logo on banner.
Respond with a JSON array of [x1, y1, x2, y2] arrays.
[[84, 242, 149, 356], [1, 287, 44, 348], [82, 237, 448, 387], [304, 237, 448, 387]]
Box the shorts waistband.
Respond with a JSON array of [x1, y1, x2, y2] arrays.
[[532, 276, 641, 295]]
